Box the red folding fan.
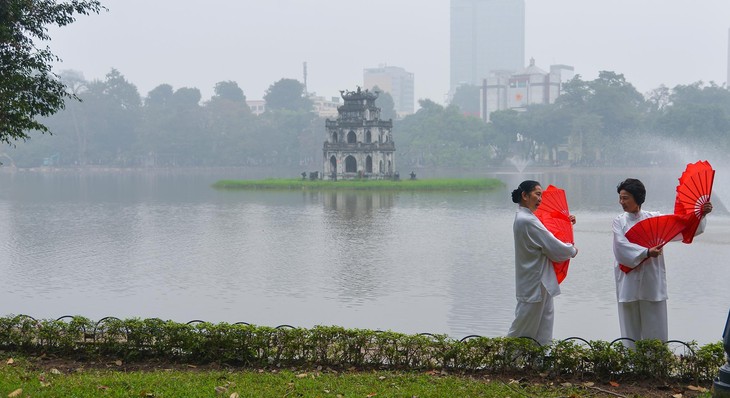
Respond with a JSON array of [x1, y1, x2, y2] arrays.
[[674, 160, 715, 243], [618, 214, 688, 273], [535, 185, 574, 283]]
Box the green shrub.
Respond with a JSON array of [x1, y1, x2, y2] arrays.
[[630, 339, 675, 379], [587, 340, 629, 380], [0, 315, 724, 382]]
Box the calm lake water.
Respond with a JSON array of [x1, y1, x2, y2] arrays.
[[0, 167, 728, 344]]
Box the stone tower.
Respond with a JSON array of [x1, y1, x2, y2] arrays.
[[323, 87, 395, 180]]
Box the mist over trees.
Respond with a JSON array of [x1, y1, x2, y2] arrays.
[[6, 73, 321, 168], [3, 67, 730, 171], [372, 86, 396, 121], [449, 84, 481, 117], [263, 79, 312, 113], [441, 72, 730, 168]]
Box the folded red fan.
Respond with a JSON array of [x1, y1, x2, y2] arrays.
[[534, 185, 574, 283]]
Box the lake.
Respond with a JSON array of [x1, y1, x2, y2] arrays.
[[0, 167, 728, 345]]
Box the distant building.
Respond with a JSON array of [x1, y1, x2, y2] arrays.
[[450, 0, 525, 95], [363, 65, 415, 117], [323, 87, 395, 180], [480, 59, 574, 122], [247, 100, 266, 116], [309, 95, 341, 118], [247, 96, 341, 118]]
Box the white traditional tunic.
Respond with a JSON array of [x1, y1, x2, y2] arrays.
[[612, 210, 706, 302], [513, 206, 577, 302], [507, 206, 577, 345], [612, 209, 706, 342]]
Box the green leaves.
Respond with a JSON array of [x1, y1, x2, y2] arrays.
[[263, 79, 313, 113], [0, 0, 103, 144]]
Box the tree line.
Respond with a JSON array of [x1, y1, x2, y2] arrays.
[[4, 68, 729, 172], [4, 70, 323, 169], [431, 71, 730, 168]]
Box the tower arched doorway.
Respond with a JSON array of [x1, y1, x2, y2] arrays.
[[345, 155, 357, 173], [365, 156, 373, 173]]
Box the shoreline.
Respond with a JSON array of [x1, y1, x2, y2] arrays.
[[0, 164, 681, 176], [212, 177, 505, 191]]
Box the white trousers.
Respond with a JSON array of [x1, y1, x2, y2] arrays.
[[617, 300, 668, 346], [507, 285, 554, 346]]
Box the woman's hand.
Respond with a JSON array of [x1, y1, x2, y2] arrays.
[[702, 202, 713, 215], [569, 214, 576, 225], [648, 245, 663, 258]]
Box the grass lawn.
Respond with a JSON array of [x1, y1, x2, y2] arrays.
[[0, 356, 712, 398]]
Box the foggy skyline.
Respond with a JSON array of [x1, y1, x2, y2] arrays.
[[48, 0, 730, 106]]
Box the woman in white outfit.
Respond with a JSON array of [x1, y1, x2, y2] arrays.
[[507, 180, 578, 345], [612, 178, 712, 345]]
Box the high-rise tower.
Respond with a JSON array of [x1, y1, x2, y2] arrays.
[[364, 65, 415, 117], [450, 0, 525, 94]]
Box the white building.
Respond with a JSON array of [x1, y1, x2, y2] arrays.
[[247, 96, 341, 118], [310, 95, 340, 118], [246, 100, 266, 116], [480, 59, 574, 122]]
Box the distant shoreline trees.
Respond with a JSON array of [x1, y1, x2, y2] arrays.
[[4, 66, 730, 170]]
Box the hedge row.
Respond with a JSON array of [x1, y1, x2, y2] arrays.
[[0, 315, 725, 382]]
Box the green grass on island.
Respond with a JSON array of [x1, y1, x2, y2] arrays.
[[213, 178, 504, 191]]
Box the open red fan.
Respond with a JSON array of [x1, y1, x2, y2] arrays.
[[618, 214, 688, 273], [674, 160, 715, 243], [535, 185, 574, 283]]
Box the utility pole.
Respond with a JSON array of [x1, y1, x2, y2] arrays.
[[303, 61, 308, 97]]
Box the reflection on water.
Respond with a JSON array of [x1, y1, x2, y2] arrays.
[[323, 191, 395, 217], [321, 191, 396, 306], [0, 170, 728, 344]]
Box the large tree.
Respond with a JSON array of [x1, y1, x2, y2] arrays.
[[81, 69, 141, 165], [0, 0, 104, 145], [450, 84, 480, 117], [586, 71, 646, 137], [205, 80, 252, 165], [263, 78, 313, 113], [396, 99, 496, 168], [210, 80, 245, 103], [654, 82, 730, 144], [372, 85, 396, 121]]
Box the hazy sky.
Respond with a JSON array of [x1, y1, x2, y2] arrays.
[[48, 0, 730, 106]]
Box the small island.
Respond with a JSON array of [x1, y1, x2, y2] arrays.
[[212, 178, 504, 191], [213, 88, 503, 192]]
